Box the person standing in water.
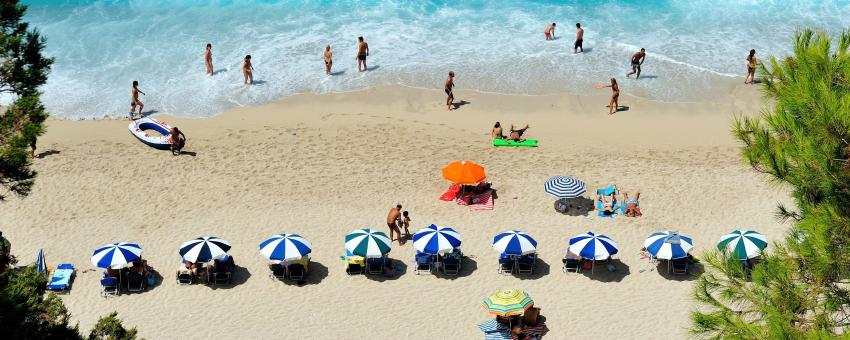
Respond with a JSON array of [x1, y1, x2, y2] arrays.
[[243, 55, 253, 85], [204, 43, 213, 76], [324, 45, 333, 75], [129, 80, 145, 120], [544, 23, 556, 40], [745, 49, 757, 84], [356, 37, 369, 72], [603, 78, 619, 115], [626, 48, 646, 78], [574, 23, 584, 53], [445, 71, 455, 111]]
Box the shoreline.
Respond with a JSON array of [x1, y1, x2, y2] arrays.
[[47, 76, 756, 122], [11, 83, 789, 339]]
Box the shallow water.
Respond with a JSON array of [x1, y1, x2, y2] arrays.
[[23, 0, 850, 118]]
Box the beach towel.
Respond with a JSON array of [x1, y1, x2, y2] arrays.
[[596, 184, 617, 196], [493, 139, 538, 147], [440, 185, 460, 201], [47, 263, 75, 291], [456, 190, 495, 209], [595, 199, 624, 218]]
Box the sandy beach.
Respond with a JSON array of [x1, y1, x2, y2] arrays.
[[5, 83, 792, 339]]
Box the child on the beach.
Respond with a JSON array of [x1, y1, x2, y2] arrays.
[[243, 55, 254, 84], [400, 211, 411, 239]]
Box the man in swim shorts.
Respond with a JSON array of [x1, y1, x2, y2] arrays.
[[357, 36, 369, 72], [544, 23, 555, 41], [445, 71, 455, 111], [574, 23, 584, 53], [626, 48, 646, 78], [386, 204, 403, 245]]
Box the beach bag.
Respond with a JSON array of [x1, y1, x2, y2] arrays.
[[146, 274, 156, 286]]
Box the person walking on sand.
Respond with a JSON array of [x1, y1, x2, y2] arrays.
[[626, 48, 646, 78], [603, 78, 619, 115], [745, 49, 757, 84], [243, 55, 253, 84], [324, 45, 333, 75], [574, 23, 584, 53], [205, 43, 213, 75], [544, 23, 556, 40], [129, 80, 145, 120], [399, 211, 411, 239], [356, 37, 369, 72], [445, 71, 455, 111], [386, 204, 403, 245]]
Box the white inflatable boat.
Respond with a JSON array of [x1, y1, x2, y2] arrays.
[[128, 117, 173, 150]]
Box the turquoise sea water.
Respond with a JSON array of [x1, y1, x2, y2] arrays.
[[22, 0, 850, 118]]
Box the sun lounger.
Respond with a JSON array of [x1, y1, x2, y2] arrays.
[[176, 260, 194, 285], [562, 257, 581, 273], [269, 263, 286, 279], [671, 257, 689, 275], [441, 250, 462, 275], [414, 252, 435, 275], [366, 256, 386, 275], [516, 253, 536, 275], [126, 271, 146, 292], [47, 263, 75, 292], [498, 254, 514, 274], [439, 185, 461, 201], [344, 255, 365, 275], [288, 263, 306, 281], [101, 276, 120, 297]]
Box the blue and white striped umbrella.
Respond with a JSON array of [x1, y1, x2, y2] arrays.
[[544, 176, 587, 198], [90, 242, 143, 269], [493, 230, 538, 255], [36, 248, 47, 274], [179, 236, 231, 263], [568, 232, 619, 260], [644, 231, 693, 260], [259, 233, 312, 263], [413, 224, 462, 255]]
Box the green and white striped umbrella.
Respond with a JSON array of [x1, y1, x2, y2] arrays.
[[345, 228, 392, 258], [717, 230, 768, 260]]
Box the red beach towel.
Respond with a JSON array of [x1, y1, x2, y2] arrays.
[[469, 190, 494, 210]]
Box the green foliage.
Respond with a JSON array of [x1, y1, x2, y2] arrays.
[[0, 265, 82, 339], [88, 312, 139, 340], [691, 29, 850, 338], [0, 0, 52, 200]]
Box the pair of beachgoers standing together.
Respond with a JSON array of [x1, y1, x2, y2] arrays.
[[386, 204, 411, 246], [322, 36, 371, 75], [544, 22, 585, 54]]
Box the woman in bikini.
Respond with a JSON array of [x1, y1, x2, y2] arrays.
[[624, 192, 641, 217], [324, 45, 333, 75], [745, 49, 757, 85], [491, 122, 505, 139], [604, 78, 619, 115], [129, 80, 145, 120], [243, 55, 254, 85], [598, 194, 616, 215]]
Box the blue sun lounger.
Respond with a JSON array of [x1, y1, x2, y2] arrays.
[[47, 263, 75, 292]]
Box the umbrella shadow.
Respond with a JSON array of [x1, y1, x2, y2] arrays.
[[206, 264, 251, 289], [434, 256, 478, 280], [512, 257, 550, 280], [655, 259, 704, 281], [364, 257, 406, 282], [581, 259, 630, 282], [554, 197, 594, 216], [277, 261, 329, 286]]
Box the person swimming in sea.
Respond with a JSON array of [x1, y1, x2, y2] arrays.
[[603, 78, 619, 115], [357, 36, 369, 72], [544, 23, 556, 41], [745, 49, 757, 84], [324, 45, 333, 75], [205, 43, 213, 76], [129, 80, 145, 120], [243, 55, 253, 85], [626, 48, 646, 78], [445, 71, 455, 111], [574, 23, 584, 53]]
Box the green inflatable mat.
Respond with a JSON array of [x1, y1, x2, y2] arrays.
[[493, 139, 538, 147]]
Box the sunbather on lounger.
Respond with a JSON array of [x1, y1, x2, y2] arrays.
[[624, 192, 641, 217], [509, 124, 529, 142], [598, 194, 616, 215]]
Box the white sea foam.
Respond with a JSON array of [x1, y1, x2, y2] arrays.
[[21, 0, 850, 118]]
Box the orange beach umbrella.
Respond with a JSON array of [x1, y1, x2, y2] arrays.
[[442, 161, 486, 185]]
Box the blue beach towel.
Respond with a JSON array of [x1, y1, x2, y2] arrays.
[[596, 199, 625, 218], [47, 263, 75, 291]]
